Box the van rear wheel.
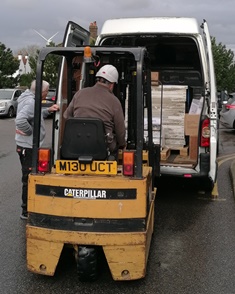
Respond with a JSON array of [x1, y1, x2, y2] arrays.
[[197, 177, 214, 193]]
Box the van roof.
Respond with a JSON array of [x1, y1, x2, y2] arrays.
[[99, 17, 201, 36]]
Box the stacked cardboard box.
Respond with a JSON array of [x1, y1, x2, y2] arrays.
[[151, 85, 187, 148], [184, 114, 200, 160], [144, 117, 165, 147]]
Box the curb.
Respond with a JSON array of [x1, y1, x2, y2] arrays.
[[229, 160, 235, 195]]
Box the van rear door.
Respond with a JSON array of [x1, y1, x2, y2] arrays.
[[54, 21, 90, 160], [202, 19, 218, 182], [63, 21, 90, 46]]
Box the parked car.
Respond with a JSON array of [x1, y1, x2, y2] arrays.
[[217, 90, 229, 117], [41, 89, 56, 118], [220, 93, 235, 128], [42, 88, 56, 109], [0, 88, 23, 118], [229, 93, 235, 99]]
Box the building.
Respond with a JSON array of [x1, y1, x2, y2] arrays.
[[18, 52, 31, 75], [89, 21, 98, 44]]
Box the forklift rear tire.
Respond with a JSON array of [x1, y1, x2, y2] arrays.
[[76, 246, 98, 282]]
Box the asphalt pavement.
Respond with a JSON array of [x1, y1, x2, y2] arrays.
[[2, 119, 235, 293]]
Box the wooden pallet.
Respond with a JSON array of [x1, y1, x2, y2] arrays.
[[161, 146, 188, 161]]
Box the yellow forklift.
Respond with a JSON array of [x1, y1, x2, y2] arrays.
[[26, 45, 161, 281]]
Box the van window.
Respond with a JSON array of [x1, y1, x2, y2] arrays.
[[101, 36, 201, 71]]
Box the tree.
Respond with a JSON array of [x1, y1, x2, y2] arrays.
[[19, 73, 35, 88], [211, 37, 235, 92], [28, 42, 61, 88], [15, 44, 40, 59], [27, 37, 95, 88], [0, 43, 20, 88]]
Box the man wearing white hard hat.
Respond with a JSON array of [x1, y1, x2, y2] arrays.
[[63, 64, 126, 153]]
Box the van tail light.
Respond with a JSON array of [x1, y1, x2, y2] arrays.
[[123, 151, 135, 176], [200, 118, 210, 147], [38, 148, 51, 172]]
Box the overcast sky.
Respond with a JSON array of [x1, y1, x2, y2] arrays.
[[1, 0, 235, 55]]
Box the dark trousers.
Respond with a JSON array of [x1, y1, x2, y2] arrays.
[[16, 146, 32, 212]]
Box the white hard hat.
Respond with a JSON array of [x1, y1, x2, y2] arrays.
[[96, 64, 119, 83]]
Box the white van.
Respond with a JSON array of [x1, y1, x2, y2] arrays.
[[62, 17, 218, 191], [96, 17, 218, 190]]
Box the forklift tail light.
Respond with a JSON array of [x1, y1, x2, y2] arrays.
[[38, 148, 50, 172], [123, 151, 134, 176]]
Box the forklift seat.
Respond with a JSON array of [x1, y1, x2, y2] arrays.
[[60, 117, 108, 161]]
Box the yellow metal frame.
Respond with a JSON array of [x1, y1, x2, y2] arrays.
[[26, 166, 156, 280]]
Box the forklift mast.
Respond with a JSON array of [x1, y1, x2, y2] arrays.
[[32, 46, 160, 179]]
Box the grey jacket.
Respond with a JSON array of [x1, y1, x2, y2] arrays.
[[15, 89, 50, 148]]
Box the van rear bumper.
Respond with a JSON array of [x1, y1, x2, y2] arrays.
[[160, 153, 211, 177]]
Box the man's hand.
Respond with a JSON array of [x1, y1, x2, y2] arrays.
[[16, 129, 27, 136], [48, 104, 60, 113]]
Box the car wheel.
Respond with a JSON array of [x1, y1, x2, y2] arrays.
[[7, 107, 14, 118]]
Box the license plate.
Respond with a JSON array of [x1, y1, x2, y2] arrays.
[[42, 100, 47, 103], [55, 160, 117, 175]]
